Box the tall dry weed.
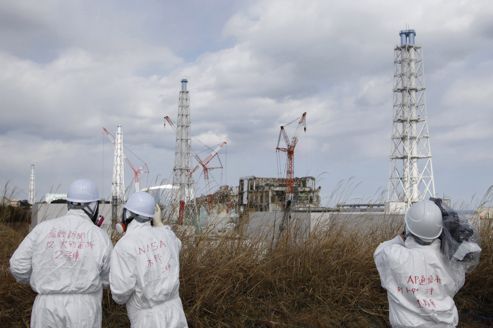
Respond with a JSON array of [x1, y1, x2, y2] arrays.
[[0, 205, 491, 327]]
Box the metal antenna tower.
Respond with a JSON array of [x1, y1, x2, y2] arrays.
[[28, 164, 35, 204], [172, 79, 195, 224], [112, 124, 125, 223], [388, 29, 436, 210]]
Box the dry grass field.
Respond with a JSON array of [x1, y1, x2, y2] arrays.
[[0, 205, 491, 327]]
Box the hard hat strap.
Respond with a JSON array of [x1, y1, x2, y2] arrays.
[[68, 201, 99, 223]]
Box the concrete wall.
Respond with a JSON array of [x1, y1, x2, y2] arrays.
[[243, 211, 311, 243], [310, 212, 404, 233], [31, 203, 118, 235], [242, 210, 404, 242]]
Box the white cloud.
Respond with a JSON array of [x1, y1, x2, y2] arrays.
[[1, 0, 492, 204]]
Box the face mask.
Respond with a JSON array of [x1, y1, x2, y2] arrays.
[[115, 222, 126, 234], [115, 209, 134, 234]]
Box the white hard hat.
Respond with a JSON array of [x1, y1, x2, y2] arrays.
[[66, 179, 99, 203], [405, 200, 443, 242], [124, 192, 155, 219]]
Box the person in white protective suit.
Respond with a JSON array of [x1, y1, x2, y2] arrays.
[[110, 191, 188, 328], [9, 179, 113, 328], [374, 200, 481, 328]]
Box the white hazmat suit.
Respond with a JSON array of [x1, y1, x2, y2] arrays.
[[374, 235, 477, 328], [110, 220, 187, 328], [10, 209, 113, 328]]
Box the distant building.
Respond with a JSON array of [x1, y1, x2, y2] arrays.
[[44, 193, 67, 203], [238, 176, 320, 212], [1, 196, 29, 208], [196, 185, 238, 213]]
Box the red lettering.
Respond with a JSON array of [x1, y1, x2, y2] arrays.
[[407, 275, 415, 284], [416, 298, 436, 309], [138, 241, 167, 256], [162, 263, 171, 273]]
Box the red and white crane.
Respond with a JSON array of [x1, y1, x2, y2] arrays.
[[164, 116, 227, 183], [125, 158, 149, 192], [276, 112, 307, 200], [191, 141, 227, 181]]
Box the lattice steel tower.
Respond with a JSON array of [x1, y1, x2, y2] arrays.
[[172, 79, 194, 224], [28, 164, 35, 205], [388, 29, 436, 208], [112, 125, 125, 222]]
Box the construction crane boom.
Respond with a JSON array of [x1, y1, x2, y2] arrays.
[[163, 115, 175, 128], [276, 112, 307, 196], [125, 158, 149, 192], [190, 141, 227, 179]]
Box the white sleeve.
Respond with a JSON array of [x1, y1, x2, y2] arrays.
[[9, 226, 40, 284], [109, 245, 136, 304], [373, 236, 404, 289], [164, 226, 182, 252], [374, 235, 404, 255], [172, 230, 182, 252], [100, 234, 113, 288]]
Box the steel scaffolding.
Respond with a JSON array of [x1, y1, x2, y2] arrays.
[[172, 79, 195, 224], [388, 29, 436, 208]]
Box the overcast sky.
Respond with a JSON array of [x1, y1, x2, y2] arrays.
[[1, 0, 492, 208]]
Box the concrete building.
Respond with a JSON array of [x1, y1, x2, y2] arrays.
[[238, 176, 321, 213]]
